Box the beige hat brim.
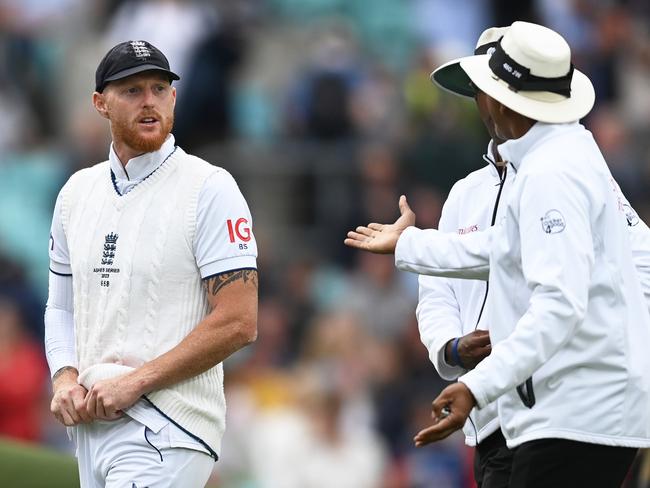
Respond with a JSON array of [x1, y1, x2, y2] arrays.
[[459, 54, 595, 123]]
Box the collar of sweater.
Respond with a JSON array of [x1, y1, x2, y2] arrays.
[[109, 134, 176, 193]]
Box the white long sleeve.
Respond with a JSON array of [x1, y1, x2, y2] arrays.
[[395, 226, 492, 280], [44, 271, 76, 377], [416, 189, 465, 380]]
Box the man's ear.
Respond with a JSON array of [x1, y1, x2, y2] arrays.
[[92, 92, 110, 119]]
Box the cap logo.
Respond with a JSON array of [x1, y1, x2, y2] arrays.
[[130, 41, 151, 58]]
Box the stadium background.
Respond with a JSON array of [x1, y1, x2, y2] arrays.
[[1, 0, 649, 486]]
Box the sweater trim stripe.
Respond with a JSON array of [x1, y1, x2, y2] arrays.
[[143, 395, 219, 461], [202, 267, 258, 282]]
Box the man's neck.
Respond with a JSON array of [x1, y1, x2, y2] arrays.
[[113, 142, 145, 169], [491, 139, 506, 176]]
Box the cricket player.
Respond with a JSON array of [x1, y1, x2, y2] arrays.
[[346, 22, 650, 487], [44, 40, 258, 487]]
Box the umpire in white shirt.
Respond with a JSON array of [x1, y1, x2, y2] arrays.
[[346, 21, 650, 487]]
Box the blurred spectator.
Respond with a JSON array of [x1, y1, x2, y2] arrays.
[[0, 296, 47, 442], [340, 252, 416, 339], [285, 23, 363, 140]]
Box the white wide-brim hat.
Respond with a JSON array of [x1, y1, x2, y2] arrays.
[[459, 21, 595, 123], [431, 26, 509, 98]]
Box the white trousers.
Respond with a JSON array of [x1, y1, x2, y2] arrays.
[[72, 409, 214, 488]]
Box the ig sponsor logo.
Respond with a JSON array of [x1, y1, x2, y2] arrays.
[[227, 218, 251, 250]]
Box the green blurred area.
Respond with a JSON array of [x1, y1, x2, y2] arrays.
[[0, 437, 79, 488], [0, 438, 221, 487]]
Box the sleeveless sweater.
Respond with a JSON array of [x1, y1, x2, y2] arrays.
[[60, 147, 225, 457]]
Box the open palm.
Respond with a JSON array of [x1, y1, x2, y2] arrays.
[[344, 195, 416, 254]]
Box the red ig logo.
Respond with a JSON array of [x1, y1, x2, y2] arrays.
[[227, 218, 251, 244]]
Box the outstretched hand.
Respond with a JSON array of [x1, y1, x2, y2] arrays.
[[414, 382, 476, 447], [344, 195, 416, 254]]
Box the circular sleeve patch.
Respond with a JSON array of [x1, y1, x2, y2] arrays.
[[540, 209, 566, 234]]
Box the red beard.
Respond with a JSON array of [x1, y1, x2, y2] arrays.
[[111, 111, 174, 154]]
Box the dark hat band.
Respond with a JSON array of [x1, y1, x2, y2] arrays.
[[488, 41, 574, 97]]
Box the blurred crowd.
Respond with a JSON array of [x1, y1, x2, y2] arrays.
[[1, 0, 650, 487]]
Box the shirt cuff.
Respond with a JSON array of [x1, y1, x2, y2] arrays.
[[459, 370, 489, 409], [434, 337, 465, 380], [199, 255, 257, 279], [394, 226, 418, 270]]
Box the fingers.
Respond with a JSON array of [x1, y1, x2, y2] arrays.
[[71, 388, 93, 423], [398, 195, 409, 214], [397, 195, 416, 227], [85, 386, 123, 421], [432, 395, 450, 420], [344, 227, 375, 250], [413, 418, 457, 447], [85, 389, 98, 419], [52, 391, 84, 426], [476, 344, 492, 361], [344, 238, 366, 250], [367, 223, 383, 231], [473, 333, 491, 347], [355, 226, 375, 237]]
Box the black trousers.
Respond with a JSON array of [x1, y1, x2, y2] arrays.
[[474, 429, 514, 488], [508, 438, 638, 488]]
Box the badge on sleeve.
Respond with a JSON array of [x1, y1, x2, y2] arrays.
[[227, 218, 252, 250], [540, 210, 565, 234]]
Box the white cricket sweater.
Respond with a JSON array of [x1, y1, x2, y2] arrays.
[[60, 147, 229, 457]]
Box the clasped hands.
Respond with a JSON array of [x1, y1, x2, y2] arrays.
[[50, 368, 143, 426]]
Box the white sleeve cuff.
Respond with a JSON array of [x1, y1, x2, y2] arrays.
[[434, 337, 466, 380], [459, 371, 489, 409]]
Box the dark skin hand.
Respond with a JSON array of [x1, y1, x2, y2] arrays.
[[414, 382, 476, 447], [445, 330, 491, 369]]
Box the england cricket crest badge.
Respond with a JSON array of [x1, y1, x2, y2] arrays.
[[94, 233, 121, 287], [102, 232, 119, 265]]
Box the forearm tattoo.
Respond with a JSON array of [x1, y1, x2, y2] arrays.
[[203, 269, 258, 296]]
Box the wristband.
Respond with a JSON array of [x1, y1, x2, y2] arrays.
[[451, 337, 465, 369]]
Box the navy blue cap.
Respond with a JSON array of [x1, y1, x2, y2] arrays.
[[95, 40, 180, 92]]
